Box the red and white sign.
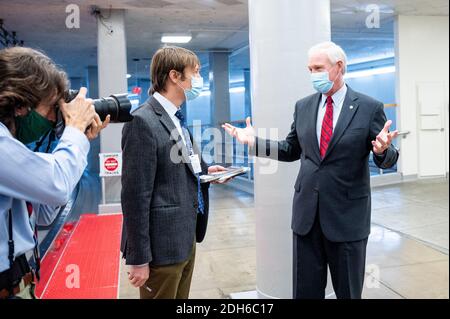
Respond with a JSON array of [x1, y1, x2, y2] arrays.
[[104, 157, 118, 171], [132, 86, 142, 95], [99, 153, 122, 177]]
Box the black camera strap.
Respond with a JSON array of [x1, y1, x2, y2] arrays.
[[6, 209, 34, 297], [29, 130, 56, 281], [30, 129, 52, 280], [7, 209, 15, 295], [33, 128, 54, 153], [24, 202, 40, 281], [45, 130, 56, 153]]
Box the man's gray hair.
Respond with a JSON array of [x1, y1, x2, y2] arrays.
[[308, 41, 347, 75]]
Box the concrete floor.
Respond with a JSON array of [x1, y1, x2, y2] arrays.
[[118, 178, 449, 299]]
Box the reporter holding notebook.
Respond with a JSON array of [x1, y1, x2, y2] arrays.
[[121, 46, 231, 299]]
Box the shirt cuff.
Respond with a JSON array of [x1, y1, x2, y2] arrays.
[[62, 126, 90, 154], [373, 149, 387, 161], [128, 263, 149, 268]]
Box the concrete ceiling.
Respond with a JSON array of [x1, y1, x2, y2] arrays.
[[0, 0, 448, 84]]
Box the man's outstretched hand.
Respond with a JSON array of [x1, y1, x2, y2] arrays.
[[222, 117, 256, 147], [372, 120, 398, 155]]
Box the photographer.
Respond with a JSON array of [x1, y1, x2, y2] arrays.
[[0, 47, 109, 299]]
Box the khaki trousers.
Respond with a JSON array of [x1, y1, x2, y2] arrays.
[[139, 242, 196, 299]]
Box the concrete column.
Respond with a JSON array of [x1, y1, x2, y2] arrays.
[[69, 77, 85, 90], [209, 51, 231, 164], [86, 66, 99, 99], [243, 68, 252, 118], [97, 9, 127, 205], [249, 0, 331, 298], [85, 66, 100, 175]]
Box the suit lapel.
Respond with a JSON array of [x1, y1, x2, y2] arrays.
[[309, 93, 322, 164], [149, 97, 197, 177], [322, 86, 359, 161]]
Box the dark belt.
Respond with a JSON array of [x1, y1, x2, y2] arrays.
[[0, 272, 34, 299]]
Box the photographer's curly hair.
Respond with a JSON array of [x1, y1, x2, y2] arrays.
[[0, 47, 68, 132]]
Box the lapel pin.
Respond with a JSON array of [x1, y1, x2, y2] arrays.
[[349, 105, 354, 110]]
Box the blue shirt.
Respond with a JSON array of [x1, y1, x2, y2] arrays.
[[316, 84, 348, 146], [0, 122, 90, 272]]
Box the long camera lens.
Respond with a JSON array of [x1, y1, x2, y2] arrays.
[[55, 89, 134, 138], [65, 89, 134, 122]]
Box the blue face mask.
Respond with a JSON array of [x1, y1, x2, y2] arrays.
[[180, 75, 203, 101], [310, 71, 333, 94]]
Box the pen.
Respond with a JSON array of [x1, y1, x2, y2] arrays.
[[144, 285, 152, 293]]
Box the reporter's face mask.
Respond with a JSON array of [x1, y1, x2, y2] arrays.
[[178, 75, 204, 101], [15, 109, 54, 144]]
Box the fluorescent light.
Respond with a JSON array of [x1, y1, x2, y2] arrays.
[[161, 35, 192, 44], [126, 74, 131, 79], [344, 66, 395, 79]]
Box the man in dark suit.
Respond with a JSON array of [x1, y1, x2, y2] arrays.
[[121, 46, 229, 299], [223, 41, 399, 299]]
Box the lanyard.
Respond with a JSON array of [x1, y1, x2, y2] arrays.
[[181, 127, 195, 156]]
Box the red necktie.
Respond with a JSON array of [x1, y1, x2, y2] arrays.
[[320, 96, 333, 159]]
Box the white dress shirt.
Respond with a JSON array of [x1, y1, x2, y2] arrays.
[[316, 84, 348, 146], [153, 92, 186, 146]]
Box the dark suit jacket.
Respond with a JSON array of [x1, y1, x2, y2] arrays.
[[255, 86, 399, 242], [120, 96, 210, 266]]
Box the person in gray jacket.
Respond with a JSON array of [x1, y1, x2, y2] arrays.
[[121, 46, 230, 299]]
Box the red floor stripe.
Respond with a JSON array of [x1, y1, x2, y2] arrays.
[[35, 221, 77, 298], [40, 214, 123, 299]]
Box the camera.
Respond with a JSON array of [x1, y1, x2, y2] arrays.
[[55, 89, 134, 138], [65, 89, 134, 123]]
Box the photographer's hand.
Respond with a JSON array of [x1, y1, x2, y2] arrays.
[[86, 113, 111, 140], [59, 87, 96, 133]]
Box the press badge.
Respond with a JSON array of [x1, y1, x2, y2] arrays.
[[189, 154, 202, 174]]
